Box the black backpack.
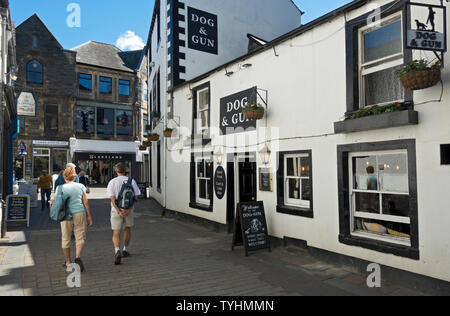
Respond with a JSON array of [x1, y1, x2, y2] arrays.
[[117, 178, 136, 210]]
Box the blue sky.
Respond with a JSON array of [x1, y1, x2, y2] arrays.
[[11, 0, 351, 51]]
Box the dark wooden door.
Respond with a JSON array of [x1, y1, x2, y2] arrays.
[[239, 161, 257, 203]]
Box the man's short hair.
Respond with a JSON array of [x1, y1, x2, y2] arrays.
[[66, 163, 76, 169], [115, 163, 126, 175]]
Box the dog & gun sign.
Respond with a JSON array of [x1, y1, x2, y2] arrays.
[[404, 2, 447, 52]]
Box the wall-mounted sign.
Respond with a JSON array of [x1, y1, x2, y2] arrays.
[[404, 2, 447, 52], [32, 140, 69, 147], [16, 91, 37, 117], [188, 7, 218, 55], [6, 195, 30, 227], [75, 152, 134, 161], [214, 166, 226, 200], [232, 201, 271, 256], [220, 87, 257, 135], [17, 140, 27, 156], [259, 168, 273, 192]]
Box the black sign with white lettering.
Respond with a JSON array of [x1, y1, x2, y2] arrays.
[[75, 152, 134, 161], [220, 87, 257, 135], [232, 201, 271, 256], [188, 7, 218, 55], [404, 2, 447, 52], [214, 166, 226, 200], [137, 183, 147, 199]]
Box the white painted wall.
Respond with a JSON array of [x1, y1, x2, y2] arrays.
[[166, 0, 450, 282]]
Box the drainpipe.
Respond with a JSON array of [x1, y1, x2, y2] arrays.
[[1, 15, 6, 86]]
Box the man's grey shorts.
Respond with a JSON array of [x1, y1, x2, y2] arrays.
[[110, 208, 135, 231]]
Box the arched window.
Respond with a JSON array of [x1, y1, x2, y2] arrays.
[[26, 60, 43, 84]]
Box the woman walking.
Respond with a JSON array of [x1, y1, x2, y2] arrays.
[[57, 168, 93, 272]]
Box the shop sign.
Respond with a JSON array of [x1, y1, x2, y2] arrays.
[[188, 7, 218, 55], [404, 2, 447, 52], [220, 87, 257, 135], [32, 140, 69, 147], [16, 91, 37, 117], [75, 152, 133, 161], [6, 195, 30, 227]]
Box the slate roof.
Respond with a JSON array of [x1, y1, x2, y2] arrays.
[[72, 41, 142, 73]]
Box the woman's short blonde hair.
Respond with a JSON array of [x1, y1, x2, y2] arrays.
[[63, 168, 77, 182]]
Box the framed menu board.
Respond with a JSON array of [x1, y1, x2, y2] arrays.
[[259, 168, 273, 192]]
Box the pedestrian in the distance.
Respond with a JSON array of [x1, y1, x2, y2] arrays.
[[38, 170, 52, 211], [79, 171, 90, 194], [106, 163, 140, 265], [57, 168, 93, 272], [55, 163, 79, 191]]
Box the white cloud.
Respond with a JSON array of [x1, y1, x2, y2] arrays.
[[116, 30, 145, 51]]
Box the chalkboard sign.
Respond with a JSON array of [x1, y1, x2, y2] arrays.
[[137, 182, 147, 199], [259, 168, 273, 192], [214, 166, 226, 200], [6, 195, 30, 227], [232, 201, 271, 256]]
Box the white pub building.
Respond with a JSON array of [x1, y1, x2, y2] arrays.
[[145, 0, 450, 286]]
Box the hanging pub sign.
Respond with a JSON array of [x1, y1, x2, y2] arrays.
[[16, 91, 37, 117], [188, 7, 218, 55], [220, 87, 257, 135], [404, 2, 447, 52]]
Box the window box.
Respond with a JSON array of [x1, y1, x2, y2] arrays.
[[334, 109, 418, 134]]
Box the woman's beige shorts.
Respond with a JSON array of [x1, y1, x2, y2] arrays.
[[61, 212, 87, 249]]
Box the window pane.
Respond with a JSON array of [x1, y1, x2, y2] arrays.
[[301, 179, 311, 201], [364, 18, 402, 63], [100, 77, 112, 94], [197, 160, 205, 177], [199, 179, 207, 199], [205, 161, 212, 178], [382, 194, 410, 217], [286, 157, 300, 177], [353, 156, 378, 190], [33, 156, 49, 178], [198, 90, 209, 110], [97, 108, 114, 135], [76, 107, 95, 134], [300, 156, 311, 177], [378, 153, 408, 193], [354, 192, 380, 214], [200, 110, 209, 129], [116, 111, 132, 136], [364, 65, 404, 106], [288, 178, 301, 200], [119, 80, 130, 96], [79, 74, 92, 91], [53, 150, 67, 173], [354, 217, 411, 239]]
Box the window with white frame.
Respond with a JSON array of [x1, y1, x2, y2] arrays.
[[359, 13, 404, 108], [284, 154, 311, 208], [196, 87, 210, 135], [195, 156, 213, 205], [349, 150, 411, 246]]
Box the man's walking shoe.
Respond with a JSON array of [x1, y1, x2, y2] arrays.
[[122, 250, 130, 258], [74, 258, 85, 273], [114, 250, 122, 265]]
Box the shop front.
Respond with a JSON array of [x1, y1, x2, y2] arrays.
[[74, 152, 135, 187]]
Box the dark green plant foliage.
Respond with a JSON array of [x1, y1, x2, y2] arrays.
[[396, 59, 442, 77], [241, 103, 265, 113], [345, 103, 408, 120]]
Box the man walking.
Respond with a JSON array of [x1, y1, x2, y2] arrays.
[[106, 163, 140, 265], [38, 170, 52, 211]]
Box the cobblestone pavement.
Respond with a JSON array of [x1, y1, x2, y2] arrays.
[[0, 188, 438, 296]]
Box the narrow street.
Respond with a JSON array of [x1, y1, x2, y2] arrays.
[[0, 189, 436, 296]]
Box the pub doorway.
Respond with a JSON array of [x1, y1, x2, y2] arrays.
[[226, 153, 257, 232]]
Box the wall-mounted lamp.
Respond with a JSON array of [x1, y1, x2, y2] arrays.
[[259, 144, 271, 165], [214, 147, 224, 165], [186, 91, 193, 100]]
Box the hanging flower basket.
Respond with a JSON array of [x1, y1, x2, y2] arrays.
[[139, 145, 147, 151], [242, 103, 265, 120], [397, 59, 442, 91], [163, 128, 174, 138], [142, 141, 152, 148], [147, 133, 160, 142]]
